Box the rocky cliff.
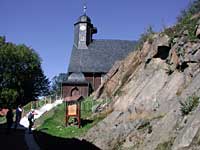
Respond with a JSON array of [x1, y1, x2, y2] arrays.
[[83, 8, 200, 150]]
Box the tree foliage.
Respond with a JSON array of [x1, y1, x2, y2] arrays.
[[0, 36, 50, 108], [50, 73, 68, 97]]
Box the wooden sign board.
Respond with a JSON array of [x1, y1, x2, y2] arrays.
[[65, 95, 83, 128], [68, 104, 77, 116]]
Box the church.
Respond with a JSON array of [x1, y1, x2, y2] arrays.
[[62, 8, 136, 98]]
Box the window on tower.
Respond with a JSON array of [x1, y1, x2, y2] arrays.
[[80, 35, 86, 41]]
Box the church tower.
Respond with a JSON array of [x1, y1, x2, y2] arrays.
[[73, 6, 97, 49], [64, 2, 136, 98]]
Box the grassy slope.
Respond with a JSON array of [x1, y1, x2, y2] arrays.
[[0, 116, 6, 124], [35, 97, 108, 138]]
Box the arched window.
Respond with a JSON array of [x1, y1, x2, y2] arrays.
[[71, 87, 80, 96]]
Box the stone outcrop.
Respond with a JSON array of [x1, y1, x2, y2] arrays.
[[84, 18, 200, 150], [172, 105, 200, 150], [145, 34, 171, 62], [196, 23, 200, 38]]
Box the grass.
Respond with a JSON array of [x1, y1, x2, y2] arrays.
[[128, 111, 166, 122], [155, 137, 175, 150], [163, 0, 200, 41], [134, 25, 155, 50], [35, 97, 110, 138], [0, 116, 6, 124], [179, 94, 200, 116], [23, 102, 32, 115]]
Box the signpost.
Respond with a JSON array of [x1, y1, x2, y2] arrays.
[[64, 95, 83, 128]]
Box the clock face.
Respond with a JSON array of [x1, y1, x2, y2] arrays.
[[80, 25, 86, 31]]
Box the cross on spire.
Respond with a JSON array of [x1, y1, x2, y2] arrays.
[[83, 0, 87, 15]]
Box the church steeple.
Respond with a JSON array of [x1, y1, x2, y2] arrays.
[[83, 4, 87, 15], [73, 4, 97, 49]]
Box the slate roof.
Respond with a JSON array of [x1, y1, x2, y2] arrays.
[[68, 39, 136, 73], [64, 95, 83, 102], [76, 15, 91, 24], [63, 72, 89, 84]]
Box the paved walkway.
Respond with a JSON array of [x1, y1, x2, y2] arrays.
[[19, 99, 63, 150], [24, 129, 40, 150], [0, 127, 28, 150], [20, 99, 63, 128]]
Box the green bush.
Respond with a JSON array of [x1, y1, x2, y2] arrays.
[[180, 95, 200, 116], [177, 0, 200, 22], [164, 0, 200, 40], [164, 14, 198, 40]]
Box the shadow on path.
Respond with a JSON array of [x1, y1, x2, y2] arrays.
[[0, 123, 28, 150], [0, 121, 100, 150], [33, 130, 101, 150]]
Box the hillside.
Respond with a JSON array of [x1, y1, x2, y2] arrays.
[[82, 5, 200, 150]]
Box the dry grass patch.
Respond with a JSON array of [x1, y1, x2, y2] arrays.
[[127, 111, 166, 122]]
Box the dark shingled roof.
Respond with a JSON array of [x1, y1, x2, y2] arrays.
[[63, 72, 89, 84], [68, 39, 136, 73], [76, 15, 91, 24]]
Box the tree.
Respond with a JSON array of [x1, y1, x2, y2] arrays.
[[0, 36, 50, 108], [50, 73, 68, 97]]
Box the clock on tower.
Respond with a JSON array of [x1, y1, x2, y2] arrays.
[[80, 24, 86, 31], [73, 14, 97, 49]]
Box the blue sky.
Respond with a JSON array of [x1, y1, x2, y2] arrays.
[[0, 0, 190, 80]]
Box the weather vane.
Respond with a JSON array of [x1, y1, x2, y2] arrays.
[[83, 0, 87, 15]]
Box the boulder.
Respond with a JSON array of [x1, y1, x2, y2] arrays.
[[92, 61, 121, 99], [146, 34, 171, 62], [194, 49, 200, 62], [170, 48, 179, 67], [183, 42, 200, 63], [140, 41, 151, 60], [156, 34, 171, 47]]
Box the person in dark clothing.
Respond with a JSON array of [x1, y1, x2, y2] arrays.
[[28, 109, 37, 133], [14, 104, 23, 130], [6, 108, 14, 133]]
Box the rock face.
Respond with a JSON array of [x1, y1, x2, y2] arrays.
[[196, 24, 200, 38], [83, 21, 200, 149], [172, 105, 200, 150]]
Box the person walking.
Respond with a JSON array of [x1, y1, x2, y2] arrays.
[[28, 109, 37, 133], [6, 108, 14, 134], [14, 104, 23, 130]]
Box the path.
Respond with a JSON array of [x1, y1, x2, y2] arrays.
[[20, 99, 63, 128], [0, 99, 100, 150], [0, 125, 27, 150], [24, 129, 40, 150], [20, 99, 63, 150]]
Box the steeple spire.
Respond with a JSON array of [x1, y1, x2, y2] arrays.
[[83, 0, 87, 15], [73, 0, 97, 49]]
